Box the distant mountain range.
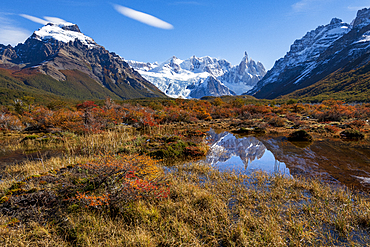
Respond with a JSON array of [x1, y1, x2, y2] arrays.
[[0, 23, 166, 104], [2, 8, 370, 104], [128, 53, 266, 98], [247, 8, 370, 101]]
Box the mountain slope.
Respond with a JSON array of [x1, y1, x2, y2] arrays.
[[282, 60, 370, 102], [128, 53, 266, 98], [0, 23, 166, 101], [248, 8, 370, 99]]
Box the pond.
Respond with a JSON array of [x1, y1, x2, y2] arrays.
[[205, 129, 370, 191]]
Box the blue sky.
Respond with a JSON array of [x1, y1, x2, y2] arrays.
[[1, 0, 370, 69]]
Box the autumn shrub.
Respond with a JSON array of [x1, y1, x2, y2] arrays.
[[324, 125, 341, 133], [312, 100, 355, 122], [314, 110, 343, 122], [0, 113, 24, 131], [50, 109, 85, 133], [349, 120, 367, 128], [263, 114, 286, 127], [0, 154, 169, 224], [286, 113, 299, 122]]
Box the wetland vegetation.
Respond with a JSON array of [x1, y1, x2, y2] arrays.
[[0, 97, 370, 246]]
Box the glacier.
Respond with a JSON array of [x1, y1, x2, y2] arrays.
[[127, 52, 266, 98]]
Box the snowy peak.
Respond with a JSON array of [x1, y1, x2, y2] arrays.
[[353, 8, 370, 28], [31, 23, 97, 48], [189, 76, 236, 98], [330, 18, 342, 25], [128, 53, 266, 98], [236, 51, 265, 77], [287, 19, 350, 60], [248, 7, 370, 99], [126, 60, 158, 72]]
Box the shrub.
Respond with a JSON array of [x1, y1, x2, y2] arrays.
[[324, 125, 341, 133], [267, 116, 286, 127], [349, 120, 367, 128]]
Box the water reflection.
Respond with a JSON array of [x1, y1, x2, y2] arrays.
[[206, 129, 290, 175], [205, 129, 370, 191], [260, 136, 370, 191]]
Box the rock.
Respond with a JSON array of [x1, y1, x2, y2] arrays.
[[287, 130, 313, 142], [340, 129, 365, 140]]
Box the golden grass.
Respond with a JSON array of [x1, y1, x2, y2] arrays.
[[1, 129, 370, 246]]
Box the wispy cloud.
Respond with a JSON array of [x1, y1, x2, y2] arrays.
[[20, 14, 72, 25], [43, 17, 73, 25], [0, 16, 30, 46], [20, 14, 48, 25], [348, 6, 370, 11], [113, 4, 174, 30], [292, 0, 333, 13], [292, 0, 316, 12]]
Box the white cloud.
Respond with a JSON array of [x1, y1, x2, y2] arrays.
[[0, 14, 73, 47], [0, 27, 29, 46], [0, 16, 30, 46], [44, 17, 73, 25], [113, 4, 174, 30], [19, 14, 48, 25], [20, 14, 72, 25], [292, 0, 331, 12]]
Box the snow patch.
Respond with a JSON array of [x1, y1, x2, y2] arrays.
[[33, 23, 96, 48]]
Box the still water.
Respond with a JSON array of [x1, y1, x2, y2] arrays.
[[206, 130, 290, 176], [205, 129, 370, 191]]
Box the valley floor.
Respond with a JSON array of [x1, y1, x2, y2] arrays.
[[0, 98, 370, 246]]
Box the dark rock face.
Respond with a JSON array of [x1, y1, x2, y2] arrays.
[[248, 8, 370, 99], [0, 24, 166, 100], [189, 76, 236, 98], [353, 8, 370, 27]]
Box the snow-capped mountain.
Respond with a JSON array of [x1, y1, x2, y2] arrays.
[[32, 23, 97, 48], [0, 22, 165, 100], [248, 8, 370, 99], [128, 52, 266, 98]]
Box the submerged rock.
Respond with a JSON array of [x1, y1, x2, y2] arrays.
[[288, 130, 313, 142], [340, 129, 365, 140]]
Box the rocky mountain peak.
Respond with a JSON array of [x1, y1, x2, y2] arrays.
[[247, 8, 370, 99], [241, 51, 249, 63], [60, 23, 81, 33], [169, 56, 182, 73], [353, 8, 370, 28], [0, 22, 166, 100], [129, 53, 265, 98], [31, 23, 96, 47], [330, 18, 343, 25]]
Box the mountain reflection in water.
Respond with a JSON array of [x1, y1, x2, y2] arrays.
[[206, 129, 290, 175], [205, 129, 370, 191]]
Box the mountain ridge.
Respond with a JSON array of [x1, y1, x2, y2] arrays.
[[247, 8, 370, 99], [128, 52, 266, 98], [0, 22, 166, 102]]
